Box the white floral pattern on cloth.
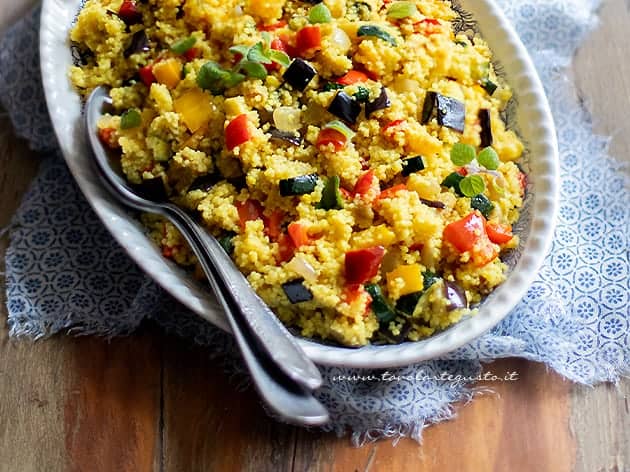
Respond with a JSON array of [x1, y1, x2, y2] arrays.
[[1, 2, 628, 444]]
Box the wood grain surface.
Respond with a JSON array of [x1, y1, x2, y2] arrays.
[[1, 1, 628, 471]]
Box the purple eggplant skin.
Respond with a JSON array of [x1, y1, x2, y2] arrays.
[[479, 108, 493, 148], [443, 280, 467, 311]]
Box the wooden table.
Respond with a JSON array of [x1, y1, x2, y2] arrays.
[[1, 1, 628, 471]]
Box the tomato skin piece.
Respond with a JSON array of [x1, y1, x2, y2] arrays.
[[225, 114, 252, 150], [138, 64, 156, 87], [316, 128, 347, 151], [235, 199, 263, 230], [287, 222, 311, 248], [353, 170, 377, 196], [377, 184, 407, 200], [382, 119, 405, 134], [443, 211, 486, 253], [485, 222, 513, 244], [183, 47, 200, 61], [259, 20, 288, 31], [277, 232, 296, 263], [264, 210, 284, 241], [296, 25, 322, 55], [337, 70, 369, 85], [344, 246, 386, 285], [118, 0, 142, 25]]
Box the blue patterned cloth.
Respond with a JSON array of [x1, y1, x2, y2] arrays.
[[2, 1, 628, 444]]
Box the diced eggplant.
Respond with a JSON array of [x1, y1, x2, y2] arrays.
[[134, 177, 168, 201], [418, 198, 446, 209], [470, 193, 494, 218], [401, 155, 425, 176], [269, 128, 303, 146], [365, 86, 391, 117], [421, 91, 437, 124], [124, 30, 150, 58], [443, 280, 467, 311], [328, 91, 361, 124], [279, 173, 319, 196], [479, 108, 493, 148], [282, 279, 314, 303], [436, 94, 465, 133], [188, 173, 222, 192], [283, 58, 317, 91]]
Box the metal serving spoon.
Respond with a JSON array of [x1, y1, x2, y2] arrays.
[[85, 86, 329, 426]]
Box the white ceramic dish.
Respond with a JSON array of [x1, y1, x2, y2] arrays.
[[40, 0, 559, 367]]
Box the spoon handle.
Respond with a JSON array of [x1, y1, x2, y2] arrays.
[[164, 204, 324, 391]]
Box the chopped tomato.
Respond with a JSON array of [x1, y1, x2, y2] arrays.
[[277, 232, 296, 263], [443, 211, 486, 253], [162, 246, 174, 258], [279, 34, 299, 58], [382, 119, 405, 134], [264, 210, 284, 240], [118, 0, 142, 25], [456, 167, 468, 176], [377, 184, 407, 200], [296, 25, 321, 56], [225, 114, 252, 150], [288, 222, 311, 248], [316, 128, 347, 151], [414, 18, 441, 35], [183, 47, 200, 61], [259, 20, 288, 31], [345, 246, 386, 285], [235, 199, 263, 230], [485, 222, 513, 244], [339, 187, 353, 199], [98, 127, 117, 149], [138, 64, 155, 87], [336, 70, 369, 85], [343, 284, 364, 303], [353, 169, 377, 196]]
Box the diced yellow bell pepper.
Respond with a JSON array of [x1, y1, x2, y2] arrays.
[[386, 264, 424, 297], [174, 89, 212, 133], [152, 58, 182, 90]]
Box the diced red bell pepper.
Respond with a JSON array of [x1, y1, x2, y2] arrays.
[[235, 199, 263, 230], [456, 167, 468, 176], [183, 47, 200, 62], [337, 70, 369, 85], [259, 20, 288, 31], [414, 18, 441, 35], [278, 34, 299, 58], [118, 0, 142, 25], [138, 64, 156, 87], [485, 222, 513, 244], [264, 210, 284, 241], [276, 232, 296, 263], [382, 119, 405, 137], [443, 211, 486, 253], [377, 184, 407, 200], [339, 187, 353, 199], [296, 25, 321, 56], [472, 236, 499, 267], [353, 169, 377, 196], [316, 128, 347, 151], [98, 127, 118, 149], [287, 222, 311, 248], [225, 114, 252, 150], [345, 246, 386, 285]]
